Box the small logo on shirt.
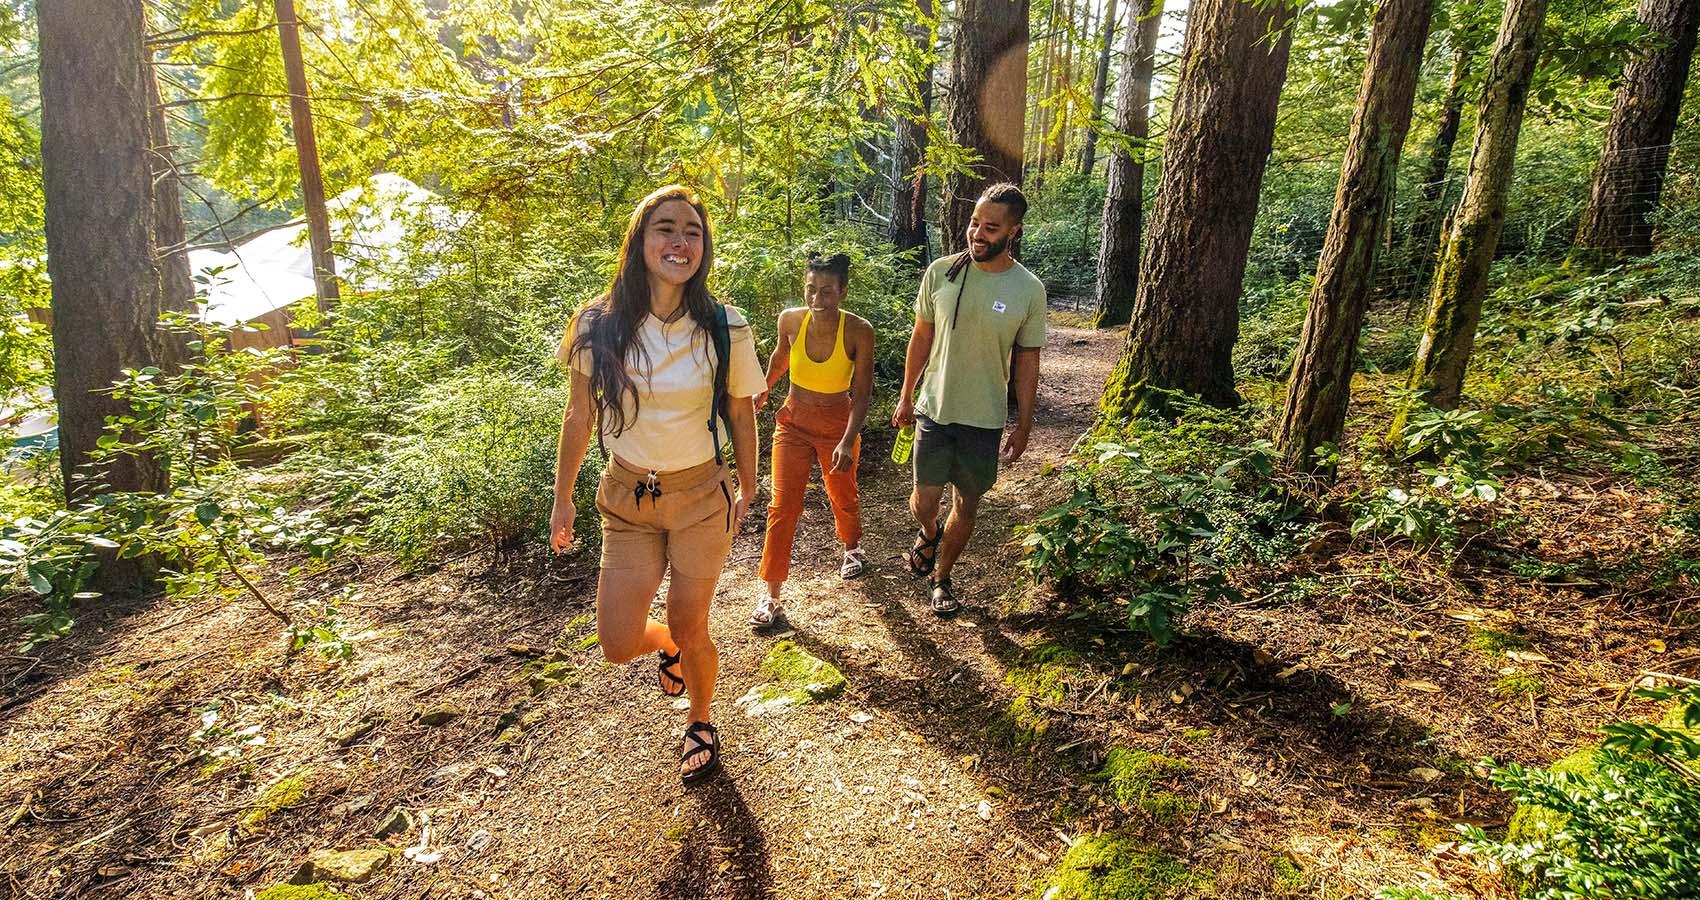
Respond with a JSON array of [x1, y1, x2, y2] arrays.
[[991, 300, 1007, 314]]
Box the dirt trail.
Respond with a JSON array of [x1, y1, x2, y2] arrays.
[[0, 322, 1128, 899]]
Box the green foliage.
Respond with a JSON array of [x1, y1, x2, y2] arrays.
[[1018, 172, 1107, 298], [1460, 686, 1700, 899], [1351, 405, 1505, 546], [0, 507, 108, 649], [367, 369, 569, 562], [1021, 401, 1311, 645]]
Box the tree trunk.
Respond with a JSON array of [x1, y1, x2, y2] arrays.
[[1099, 0, 1294, 415], [890, 0, 938, 265], [1574, 0, 1700, 257], [144, 54, 194, 371], [1401, 0, 1548, 423], [943, 0, 1030, 256], [1398, 43, 1472, 294], [1091, 0, 1162, 328], [38, 0, 171, 503], [1277, 0, 1435, 470], [274, 0, 339, 314], [1048, 0, 1077, 169], [1078, 0, 1120, 176]]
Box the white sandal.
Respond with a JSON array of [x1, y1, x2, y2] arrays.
[[840, 547, 867, 579], [750, 592, 784, 629]]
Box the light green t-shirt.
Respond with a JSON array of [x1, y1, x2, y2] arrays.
[[913, 255, 1048, 430]]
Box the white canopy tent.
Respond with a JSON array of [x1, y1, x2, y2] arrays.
[[188, 172, 449, 328]]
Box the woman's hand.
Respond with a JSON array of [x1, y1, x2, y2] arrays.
[[831, 438, 855, 473], [735, 484, 757, 526], [550, 502, 576, 554]]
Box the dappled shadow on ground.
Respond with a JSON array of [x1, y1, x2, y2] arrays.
[[655, 775, 773, 900]]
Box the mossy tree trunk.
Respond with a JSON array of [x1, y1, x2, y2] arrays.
[[1276, 0, 1435, 471], [1573, 0, 1700, 257], [1092, 0, 1163, 329], [1099, 0, 1294, 416], [890, 0, 937, 266], [1401, 0, 1548, 425], [1077, 0, 1119, 177], [943, 0, 1029, 256], [1397, 43, 1473, 294], [38, 0, 171, 503]]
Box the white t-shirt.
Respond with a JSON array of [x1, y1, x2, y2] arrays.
[[557, 305, 766, 472]]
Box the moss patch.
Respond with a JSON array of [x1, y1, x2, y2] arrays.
[[1270, 853, 1306, 895], [989, 645, 1080, 749], [754, 641, 846, 704], [255, 886, 348, 900], [240, 768, 313, 832], [1093, 747, 1197, 824], [1494, 672, 1544, 699], [1032, 832, 1194, 899], [526, 660, 578, 696], [1466, 627, 1531, 654]]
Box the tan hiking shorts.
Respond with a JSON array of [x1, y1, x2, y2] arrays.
[[597, 456, 736, 581]]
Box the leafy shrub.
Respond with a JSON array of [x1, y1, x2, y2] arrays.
[[1458, 685, 1700, 899], [1236, 277, 1311, 381], [1351, 406, 1505, 546], [1020, 402, 1312, 644], [369, 369, 576, 563]]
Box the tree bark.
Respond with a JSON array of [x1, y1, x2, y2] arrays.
[[943, 0, 1030, 255], [144, 54, 195, 371], [1099, 0, 1294, 415], [1574, 0, 1700, 257], [1401, 0, 1548, 423], [1091, 0, 1162, 328], [1277, 0, 1435, 471], [890, 0, 937, 264], [1398, 43, 1472, 293], [38, 0, 171, 502], [274, 0, 339, 313], [1078, 0, 1120, 176]]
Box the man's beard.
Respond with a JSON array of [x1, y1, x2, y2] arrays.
[[969, 234, 1011, 262]]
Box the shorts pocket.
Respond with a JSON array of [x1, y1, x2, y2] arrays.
[[718, 479, 733, 533]]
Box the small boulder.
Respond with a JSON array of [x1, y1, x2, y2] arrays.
[[415, 702, 464, 727], [306, 847, 392, 884], [373, 806, 415, 838]]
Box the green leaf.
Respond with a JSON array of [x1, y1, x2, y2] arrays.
[[25, 564, 52, 595], [194, 501, 222, 526]]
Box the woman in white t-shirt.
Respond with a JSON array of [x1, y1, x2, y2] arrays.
[[550, 185, 765, 784]]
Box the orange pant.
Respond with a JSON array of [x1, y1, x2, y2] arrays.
[[758, 398, 862, 584]]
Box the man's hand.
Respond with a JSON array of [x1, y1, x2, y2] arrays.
[[831, 439, 855, 473], [892, 397, 916, 429], [754, 390, 770, 410], [999, 428, 1030, 465], [549, 502, 576, 554]]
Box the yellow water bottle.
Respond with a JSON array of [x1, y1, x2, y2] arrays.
[[891, 424, 915, 465]]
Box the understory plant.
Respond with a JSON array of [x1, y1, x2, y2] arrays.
[[1019, 400, 1311, 644], [1457, 685, 1700, 898]]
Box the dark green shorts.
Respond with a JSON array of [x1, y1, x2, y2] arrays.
[[913, 415, 1001, 496]]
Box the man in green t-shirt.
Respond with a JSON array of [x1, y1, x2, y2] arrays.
[[892, 182, 1047, 616]]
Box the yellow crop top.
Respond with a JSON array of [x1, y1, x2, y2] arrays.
[[788, 308, 853, 394]]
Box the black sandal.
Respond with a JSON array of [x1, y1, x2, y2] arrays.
[[930, 576, 961, 618], [681, 721, 721, 784], [906, 521, 942, 578], [657, 649, 686, 698]]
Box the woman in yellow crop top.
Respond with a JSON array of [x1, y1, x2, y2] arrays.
[[749, 252, 876, 628]]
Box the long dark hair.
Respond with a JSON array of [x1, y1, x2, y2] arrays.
[[568, 185, 720, 438]]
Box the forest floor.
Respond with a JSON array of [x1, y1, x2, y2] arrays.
[[0, 316, 1694, 900]]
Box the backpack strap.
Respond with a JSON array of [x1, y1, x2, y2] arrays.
[[708, 303, 732, 467]]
